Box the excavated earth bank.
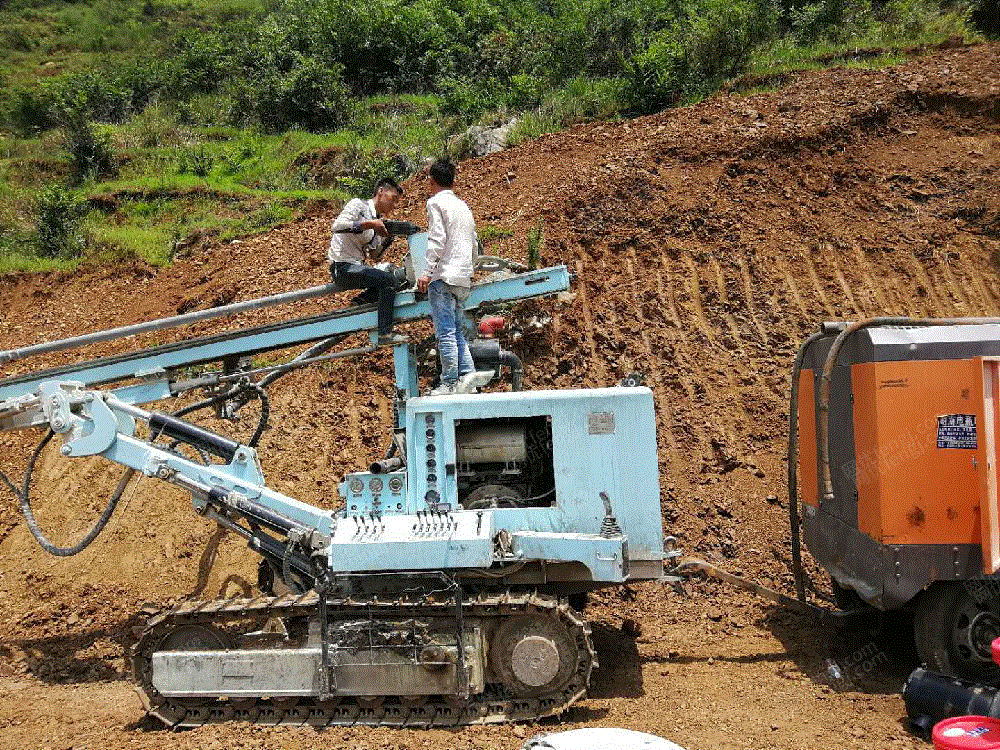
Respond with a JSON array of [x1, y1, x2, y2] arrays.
[[0, 42, 999, 750]]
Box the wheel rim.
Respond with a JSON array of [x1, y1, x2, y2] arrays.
[[491, 614, 577, 697], [949, 592, 1000, 669], [966, 610, 1000, 661]]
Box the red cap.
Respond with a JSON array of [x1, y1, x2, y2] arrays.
[[478, 316, 505, 337], [933, 716, 1000, 749], [993, 637, 1000, 667]]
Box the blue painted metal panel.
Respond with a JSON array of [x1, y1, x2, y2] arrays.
[[511, 532, 628, 582], [403, 387, 663, 582]]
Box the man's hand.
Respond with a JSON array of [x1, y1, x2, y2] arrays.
[[362, 219, 389, 237], [417, 275, 431, 294]]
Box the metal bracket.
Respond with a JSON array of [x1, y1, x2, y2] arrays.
[[63, 394, 119, 456]]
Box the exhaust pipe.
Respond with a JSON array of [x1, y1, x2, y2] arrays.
[[370, 456, 404, 474]]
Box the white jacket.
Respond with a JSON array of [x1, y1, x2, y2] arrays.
[[328, 198, 386, 265], [425, 189, 477, 287]]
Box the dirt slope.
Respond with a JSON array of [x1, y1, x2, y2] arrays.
[[0, 42, 999, 750]]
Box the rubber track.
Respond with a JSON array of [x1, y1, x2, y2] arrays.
[[132, 590, 595, 728]]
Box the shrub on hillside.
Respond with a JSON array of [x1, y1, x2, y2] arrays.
[[35, 184, 87, 259], [628, 0, 776, 112], [973, 0, 999, 35], [230, 56, 354, 132], [54, 94, 119, 181], [4, 85, 55, 135]]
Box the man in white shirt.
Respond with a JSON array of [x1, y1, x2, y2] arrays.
[[328, 178, 407, 346], [417, 160, 478, 395]]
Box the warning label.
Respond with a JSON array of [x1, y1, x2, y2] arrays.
[[937, 414, 977, 450]]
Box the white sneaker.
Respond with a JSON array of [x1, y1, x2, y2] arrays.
[[455, 371, 494, 394], [427, 383, 456, 396]]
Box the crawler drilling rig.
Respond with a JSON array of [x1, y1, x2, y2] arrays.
[[0, 230, 666, 727]]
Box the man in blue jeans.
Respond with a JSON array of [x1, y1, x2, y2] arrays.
[[328, 177, 407, 346], [417, 160, 478, 396]]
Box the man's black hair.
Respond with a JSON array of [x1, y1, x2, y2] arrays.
[[429, 159, 455, 188], [376, 177, 403, 195]]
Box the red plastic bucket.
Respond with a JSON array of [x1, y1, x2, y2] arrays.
[[933, 716, 1000, 749]]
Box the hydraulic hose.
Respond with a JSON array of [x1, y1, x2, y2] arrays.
[[15, 430, 135, 556], [171, 380, 269, 449], [247, 384, 269, 448], [787, 331, 824, 605], [498, 349, 523, 391]]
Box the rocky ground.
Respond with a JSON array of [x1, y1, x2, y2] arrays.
[[1, 42, 999, 750]]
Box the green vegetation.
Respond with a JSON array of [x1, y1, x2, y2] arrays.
[[0, 0, 989, 272]]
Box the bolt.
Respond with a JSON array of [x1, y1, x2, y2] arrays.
[[60, 445, 72, 456], [51, 418, 64, 430]]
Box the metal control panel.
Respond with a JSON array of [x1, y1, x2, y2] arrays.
[[338, 471, 407, 515], [327, 509, 494, 572]]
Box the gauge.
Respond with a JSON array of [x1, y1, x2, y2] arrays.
[[349, 478, 365, 495], [369, 477, 384, 494], [388, 477, 403, 493]]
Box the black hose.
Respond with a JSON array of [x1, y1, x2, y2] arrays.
[[16, 430, 135, 556], [247, 384, 269, 448], [787, 331, 824, 605], [173, 382, 245, 419], [172, 380, 269, 449], [498, 349, 523, 391], [256, 334, 347, 391]]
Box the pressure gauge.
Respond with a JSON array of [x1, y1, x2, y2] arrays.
[[349, 478, 365, 495], [388, 477, 403, 493], [369, 477, 384, 494]]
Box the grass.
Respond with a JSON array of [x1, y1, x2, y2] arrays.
[[507, 77, 629, 146], [0, 94, 453, 273], [749, 2, 982, 80]]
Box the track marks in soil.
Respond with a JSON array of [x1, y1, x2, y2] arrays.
[[573, 258, 608, 384], [797, 245, 839, 319]]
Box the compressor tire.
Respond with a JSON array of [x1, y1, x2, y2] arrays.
[[914, 581, 1000, 682]]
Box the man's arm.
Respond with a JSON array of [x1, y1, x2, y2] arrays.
[[418, 201, 446, 293], [330, 198, 366, 234]]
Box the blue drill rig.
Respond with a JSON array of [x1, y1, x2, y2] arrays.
[[0, 230, 666, 727]]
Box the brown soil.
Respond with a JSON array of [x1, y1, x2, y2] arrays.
[[2, 42, 1000, 750]]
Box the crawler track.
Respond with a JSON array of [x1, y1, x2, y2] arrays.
[[132, 590, 595, 728]]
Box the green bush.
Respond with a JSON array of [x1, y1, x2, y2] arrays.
[[228, 18, 355, 132], [5, 85, 55, 135], [54, 94, 118, 182], [35, 184, 88, 259], [628, 0, 776, 112], [177, 144, 214, 177]]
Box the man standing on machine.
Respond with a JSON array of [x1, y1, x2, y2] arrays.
[[328, 178, 408, 346], [417, 159, 479, 395]]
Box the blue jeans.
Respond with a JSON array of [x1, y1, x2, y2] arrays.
[[428, 280, 474, 386]]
